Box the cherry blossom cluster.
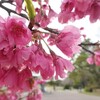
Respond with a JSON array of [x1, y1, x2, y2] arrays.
[[0, 15, 79, 83], [0, 79, 42, 100], [59, 0, 100, 23], [0, 0, 100, 100], [0, 1, 81, 99]]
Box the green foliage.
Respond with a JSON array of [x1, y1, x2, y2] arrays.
[[69, 50, 100, 90], [84, 87, 93, 92], [47, 80, 61, 86], [64, 84, 71, 90]]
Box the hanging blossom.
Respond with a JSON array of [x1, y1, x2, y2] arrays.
[[13, 0, 57, 27], [50, 51, 75, 79], [0, 16, 34, 94], [0, 67, 33, 91], [0, 15, 77, 92], [48, 25, 81, 57], [87, 50, 100, 66], [5, 17, 32, 47], [0, 76, 42, 100], [0, 16, 32, 48], [15, 0, 23, 13], [35, 5, 57, 28], [0, 46, 31, 70], [58, 0, 100, 23], [26, 43, 54, 80], [0, 89, 18, 100], [0, 16, 32, 70]]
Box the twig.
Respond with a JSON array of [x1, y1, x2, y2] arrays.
[[79, 44, 94, 55], [35, 23, 59, 34], [80, 42, 100, 46], [44, 27, 59, 34], [0, 2, 28, 19]]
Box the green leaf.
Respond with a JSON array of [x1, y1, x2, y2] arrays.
[[24, 0, 36, 20]]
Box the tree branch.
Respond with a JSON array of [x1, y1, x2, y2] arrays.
[[34, 23, 59, 34], [0, 1, 28, 19], [80, 42, 100, 46], [79, 44, 95, 55]]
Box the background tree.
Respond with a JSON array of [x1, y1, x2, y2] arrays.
[[69, 39, 100, 91]]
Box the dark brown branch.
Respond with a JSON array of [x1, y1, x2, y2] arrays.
[[0, 1, 28, 19], [79, 42, 100, 54], [79, 44, 95, 55], [35, 22, 59, 34], [0, 0, 11, 3], [80, 42, 100, 46], [44, 27, 59, 34]]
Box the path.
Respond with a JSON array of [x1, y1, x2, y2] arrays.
[[43, 90, 100, 100]]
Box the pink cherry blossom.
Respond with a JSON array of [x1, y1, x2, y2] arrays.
[[0, 16, 32, 49], [59, 0, 100, 23], [94, 50, 100, 66], [54, 57, 75, 79], [35, 6, 49, 28], [74, 0, 100, 22], [35, 10, 50, 28], [27, 44, 54, 79], [1, 16, 32, 47], [58, 0, 74, 23], [51, 51, 74, 79], [0, 67, 6, 86], [47, 33, 58, 45], [18, 67, 33, 91], [0, 68, 19, 91], [0, 46, 31, 70], [87, 50, 100, 66], [48, 8, 57, 21], [87, 56, 94, 65], [75, 0, 93, 12], [58, 11, 73, 23], [6, 17, 32, 46], [15, 0, 23, 13], [0, 89, 18, 100], [0, 16, 9, 50], [87, 0, 100, 22], [40, 15, 50, 28], [56, 25, 81, 57], [0, 93, 9, 100], [44, 0, 49, 4], [1, 1, 99, 99], [0, 67, 32, 91], [34, 64, 54, 80], [35, 5, 57, 28]]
